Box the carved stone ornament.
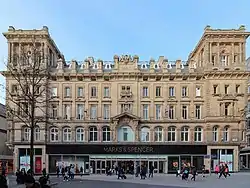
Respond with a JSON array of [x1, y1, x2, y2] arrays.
[[220, 48, 226, 54], [121, 117, 131, 125], [119, 55, 132, 63]]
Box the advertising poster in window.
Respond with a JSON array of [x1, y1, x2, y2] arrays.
[[220, 154, 233, 171], [75, 161, 85, 173], [35, 157, 42, 174], [20, 156, 30, 171]]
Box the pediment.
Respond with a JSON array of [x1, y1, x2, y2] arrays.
[[218, 94, 237, 101], [111, 112, 140, 121]]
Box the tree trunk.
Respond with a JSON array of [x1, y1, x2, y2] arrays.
[[30, 125, 34, 174]]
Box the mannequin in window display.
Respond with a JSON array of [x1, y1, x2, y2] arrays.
[[75, 164, 79, 174]]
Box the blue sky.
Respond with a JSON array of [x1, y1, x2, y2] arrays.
[[0, 0, 250, 104]]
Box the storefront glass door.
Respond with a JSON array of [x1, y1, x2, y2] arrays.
[[90, 160, 95, 174], [101, 161, 106, 174], [96, 161, 101, 174]]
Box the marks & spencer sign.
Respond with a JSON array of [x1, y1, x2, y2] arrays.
[[46, 144, 207, 155], [103, 146, 154, 153]]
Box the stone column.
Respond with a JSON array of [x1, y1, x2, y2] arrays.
[[18, 43, 21, 57], [59, 127, 62, 142], [242, 42, 246, 63], [98, 127, 102, 142], [42, 43, 44, 59], [85, 129, 89, 142], [239, 43, 242, 63], [231, 43, 234, 65], [8, 42, 11, 60], [217, 43, 220, 66], [220, 103, 223, 116], [134, 127, 138, 142], [209, 42, 212, 63], [11, 43, 14, 60], [112, 121, 117, 142], [44, 43, 48, 66], [150, 128, 154, 142], [232, 102, 235, 117], [191, 128, 195, 142], [163, 127, 167, 141], [51, 52, 54, 67], [176, 128, 181, 142], [205, 42, 209, 65], [72, 129, 75, 142]]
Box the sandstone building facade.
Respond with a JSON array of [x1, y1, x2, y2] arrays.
[[2, 25, 250, 174]]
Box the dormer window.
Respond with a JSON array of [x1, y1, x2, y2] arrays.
[[154, 64, 159, 69], [141, 64, 147, 69], [105, 64, 112, 69], [80, 63, 84, 69], [167, 63, 172, 69], [93, 64, 98, 69]]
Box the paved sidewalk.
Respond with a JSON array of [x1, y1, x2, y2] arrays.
[[73, 173, 250, 188], [8, 176, 60, 188]]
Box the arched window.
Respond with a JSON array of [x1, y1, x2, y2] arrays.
[[117, 126, 134, 142], [63, 128, 71, 142], [194, 127, 203, 142], [89, 126, 98, 142], [213, 126, 218, 142], [76, 128, 84, 142], [154, 127, 163, 142], [102, 126, 111, 142], [181, 126, 189, 142], [223, 126, 229, 142], [23, 127, 30, 141], [34, 127, 40, 141], [167, 126, 176, 142], [50, 127, 59, 142], [140, 127, 150, 142]]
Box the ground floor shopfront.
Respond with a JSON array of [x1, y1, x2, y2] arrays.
[[46, 144, 206, 174], [240, 147, 250, 170], [88, 154, 204, 174], [13, 144, 240, 174], [0, 155, 14, 174], [13, 145, 46, 174], [206, 145, 239, 172]]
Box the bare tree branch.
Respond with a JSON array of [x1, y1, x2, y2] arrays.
[[1, 41, 53, 126], [0, 39, 55, 173]]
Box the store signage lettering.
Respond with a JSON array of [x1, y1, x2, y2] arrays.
[[103, 146, 154, 153]]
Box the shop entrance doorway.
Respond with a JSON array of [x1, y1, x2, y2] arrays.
[[89, 158, 166, 174], [117, 160, 134, 174]]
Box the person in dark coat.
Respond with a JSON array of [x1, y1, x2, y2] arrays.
[[61, 167, 65, 177], [80, 167, 83, 177], [148, 165, 154, 178], [42, 168, 46, 177], [24, 174, 40, 188], [16, 169, 21, 184], [135, 165, 140, 177], [56, 167, 60, 178], [117, 167, 126, 179], [190, 166, 197, 181], [0, 173, 8, 188], [140, 165, 147, 179]]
